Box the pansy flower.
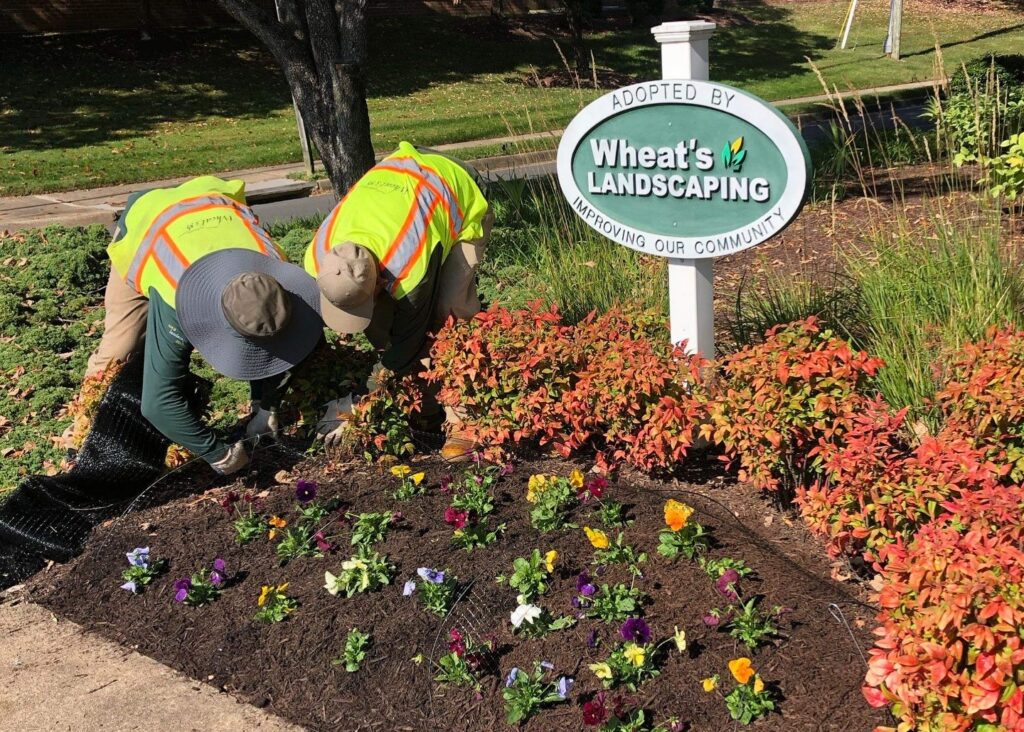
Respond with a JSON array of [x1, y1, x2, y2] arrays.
[[728, 657, 754, 684], [620, 617, 651, 644], [416, 567, 445, 584], [664, 499, 694, 532], [295, 479, 317, 504], [583, 526, 610, 549]]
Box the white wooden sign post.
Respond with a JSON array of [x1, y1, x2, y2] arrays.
[[653, 21, 717, 355], [555, 23, 811, 358]]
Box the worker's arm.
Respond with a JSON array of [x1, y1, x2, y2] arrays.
[[140, 291, 226, 461]]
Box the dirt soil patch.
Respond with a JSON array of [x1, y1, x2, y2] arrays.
[[29, 451, 889, 731]]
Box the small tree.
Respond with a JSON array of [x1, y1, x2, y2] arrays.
[[215, 0, 376, 193]]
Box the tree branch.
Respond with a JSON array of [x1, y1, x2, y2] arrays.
[[214, 0, 307, 74]]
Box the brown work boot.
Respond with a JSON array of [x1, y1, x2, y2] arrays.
[[440, 432, 477, 463]]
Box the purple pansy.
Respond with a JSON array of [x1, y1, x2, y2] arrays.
[[213, 558, 226, 573], [556, 676, 574, 699], [540, 661, 554, 670], [587, 629, 599, 649], [576, 571, 597, 597], [505, 667, 520, 687], [620, 617, 651, 644], [120, 580, 138, 594], [715, 569, 740, 602], [417, 567, 445, 584], [173, 578, 192, 603], [314, 530, 332, 553], [125, 547, 149, 568], [403, 580, 417, 596], [500, 463, 514, 477], [295, 479, 317, 504], [702, 613, 720, 627]]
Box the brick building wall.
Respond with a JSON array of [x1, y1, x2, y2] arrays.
[[0, 0, 561, 34]]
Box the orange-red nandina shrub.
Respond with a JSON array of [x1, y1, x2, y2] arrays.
[[799, 430, 1007, 566], [555, 308, 709, 472], [936, 327, 1024, 481], [796, 397, 908, 559], [864, 484, 1024, 732], [706, 317, 884, 492], [426, 301, 580, 458]]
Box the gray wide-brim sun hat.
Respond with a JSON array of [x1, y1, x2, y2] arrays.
[[177, 248, 323, 381]]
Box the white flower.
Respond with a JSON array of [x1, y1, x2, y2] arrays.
[[511, 603, 543, 628], [324, 571, 340, 596], [516, 593, 528, 605], [342, 559, 366, 572]]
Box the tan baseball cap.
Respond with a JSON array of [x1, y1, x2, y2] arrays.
[[316, 242, 378, 334]]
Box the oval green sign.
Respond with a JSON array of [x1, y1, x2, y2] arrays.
[[557, 80, 811, 259]]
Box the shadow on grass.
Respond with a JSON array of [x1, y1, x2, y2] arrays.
[[0, 3, 830, 154]]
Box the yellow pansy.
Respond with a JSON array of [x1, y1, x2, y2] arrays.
[[589, 662, 613, 680], [544, 550, 558, 573], [584, 526, 610, 549], [276, 583, 288, 593], [569, 469, 585, 489], [623, 643, 645, 668], [526, 474, 549, 503], [702, 676, 718, 692], [753, 675, 765, 694], [673, 626, 687, 653], [411, 472, 425, 486], [390, 465, 412, 478], [268, 516, 287, 528], [257, 585, 272, 607], [728, 657, 755, 684]]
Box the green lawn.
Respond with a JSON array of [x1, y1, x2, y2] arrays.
[[1, 0, 1022, 195]]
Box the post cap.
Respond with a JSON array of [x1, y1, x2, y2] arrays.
[[651, 20, 717, 44]]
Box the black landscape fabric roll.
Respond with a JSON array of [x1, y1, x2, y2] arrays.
[[0, 357, 208, 587]]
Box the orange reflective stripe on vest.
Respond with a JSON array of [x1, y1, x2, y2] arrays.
[[123, 194, 278, 294], [309, 156, 460, 298], [374, 156, 464, 239]]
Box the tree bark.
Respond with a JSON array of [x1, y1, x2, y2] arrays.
[[563, 0, 592, 81], [215, 0, 375, 194]]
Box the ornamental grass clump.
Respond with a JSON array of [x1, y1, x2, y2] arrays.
[[703, 658, 776, 724], [502, 662, 573, 725], [434, 628, 496, 691], [255, 583, 297, 623], [656, 499, 709, 561], [404, 567, 458, 616], [119, 546, 165, 594], [496, 549, 558, 603], [172, 558, 227, 607], [323, 547, 394, 597], [527, 472, 580, 532]]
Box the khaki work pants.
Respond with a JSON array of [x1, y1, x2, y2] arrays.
[[85, 268, 149, 377]]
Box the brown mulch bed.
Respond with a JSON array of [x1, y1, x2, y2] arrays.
[[29, 452, 889, 731]]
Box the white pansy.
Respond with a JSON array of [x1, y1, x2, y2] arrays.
[[511, 603, 543, 628]]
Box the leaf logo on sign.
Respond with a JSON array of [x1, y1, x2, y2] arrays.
[[721, 137, 747, 173]]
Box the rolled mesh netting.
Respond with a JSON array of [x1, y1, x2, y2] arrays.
[[0, 357, 206, 588]]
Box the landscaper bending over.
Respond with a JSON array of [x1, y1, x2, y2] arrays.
[[304, 142, 493, 460], [83, 176, 323, 474]]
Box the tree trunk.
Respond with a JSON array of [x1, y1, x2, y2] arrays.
[[215, 0, 375, 195], [564, 0, 591, 81]]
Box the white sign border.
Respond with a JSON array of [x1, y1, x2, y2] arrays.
[[556, 79, 810, 260]]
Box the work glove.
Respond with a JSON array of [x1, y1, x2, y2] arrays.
[[245, 401, 280, 442], [316, 394, 356, 448], [209, 441, 250, 476]]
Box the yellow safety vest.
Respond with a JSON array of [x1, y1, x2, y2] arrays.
[[108, 176, 284, 309], [303, 142, 489, 300]]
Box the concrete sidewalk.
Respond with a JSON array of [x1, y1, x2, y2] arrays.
[[0, 591, 301, 732]]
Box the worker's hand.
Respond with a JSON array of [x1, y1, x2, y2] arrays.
[[209, 441, 250, 476], [316, 394, 356, 448], [245, 401, 280, 441]]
